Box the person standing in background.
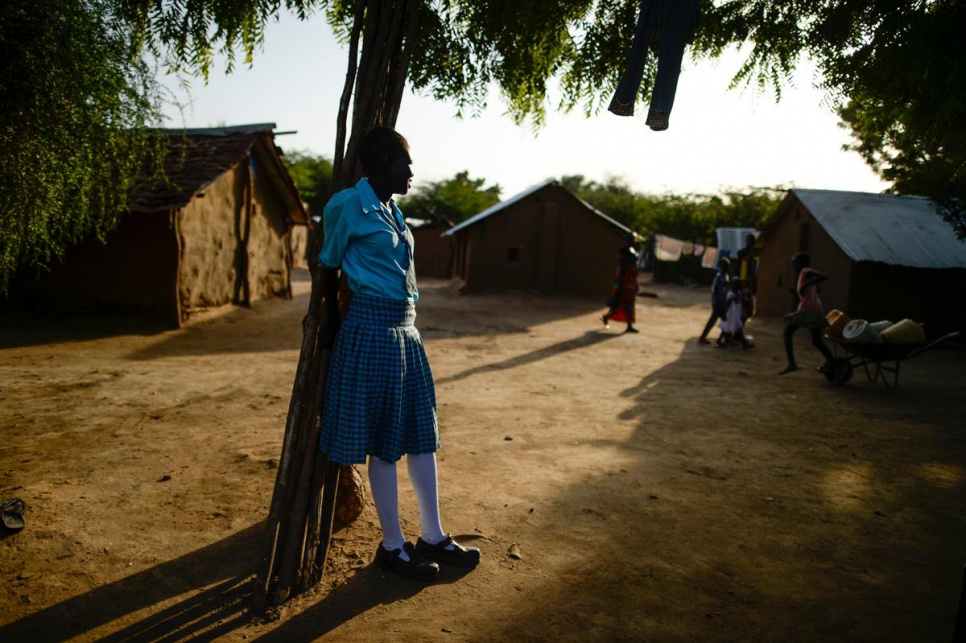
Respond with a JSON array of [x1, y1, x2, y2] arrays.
[[602, 234, 641, 334], [697, 257, 730, 345], [733, 233, 758, 325]]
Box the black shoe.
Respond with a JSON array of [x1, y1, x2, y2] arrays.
[[415, 535, 481, 568], [607, 97, 634, 117], [374, 542, 439, 581]]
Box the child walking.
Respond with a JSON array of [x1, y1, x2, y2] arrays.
[[779, 252, 834, 375], [718, 279, 754, 350], [698, 257, 730, 344]]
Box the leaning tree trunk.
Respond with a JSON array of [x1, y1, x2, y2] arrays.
[[253, 0, 422, 610]]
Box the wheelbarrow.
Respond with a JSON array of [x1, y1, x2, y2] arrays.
[[824, 332, 960, 389]]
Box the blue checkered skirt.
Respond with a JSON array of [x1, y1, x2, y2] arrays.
[[319, 293, 439, 464]]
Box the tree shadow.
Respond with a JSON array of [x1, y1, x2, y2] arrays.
[[125, 294, 310, 360], [2, 270, 611, 358], [536, 346, 966, 641], [0, 312, 173, 350], [435, 330, 621, 385], [467, 336, 966, 641], [0, 519, 472, 641], [255, 564, 474, 641], [0, 523, 262, 641], [127, 281, 607, 361]]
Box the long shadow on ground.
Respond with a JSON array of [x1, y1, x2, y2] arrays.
[[469, 340, 966, 641], [435, 330, 621, 385], [0, 524, 262, 641], [0, 520, 470, 641]]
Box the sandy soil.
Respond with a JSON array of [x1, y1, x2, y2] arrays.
[[1, 268, 964, 642]]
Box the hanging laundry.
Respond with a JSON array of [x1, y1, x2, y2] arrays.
[[607, 0, 702, 130], [701, 246, 719, 269], [654, 234, 685, 262]]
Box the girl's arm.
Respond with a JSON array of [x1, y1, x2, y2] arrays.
[[798, 270, 827, 293]]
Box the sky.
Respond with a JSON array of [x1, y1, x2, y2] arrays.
[[160, 10, 889, 201]]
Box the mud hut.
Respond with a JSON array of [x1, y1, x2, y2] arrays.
[[443, 182, 631, 296], [4, 124, 308, 326], [409, 217, 454, 280], [757, 189, 966, 336]]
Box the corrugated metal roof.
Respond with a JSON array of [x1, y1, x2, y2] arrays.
[[792, 189, 966, 269], [443, 181, 631, 237]]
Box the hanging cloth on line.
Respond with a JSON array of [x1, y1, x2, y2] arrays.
[[701, 246, 719, 269], [607, 0, 702, 131], [653, 234, 684, 262]]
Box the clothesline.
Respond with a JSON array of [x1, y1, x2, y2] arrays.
[[653, 233, 707, 263], [653, 228, 759, 269]]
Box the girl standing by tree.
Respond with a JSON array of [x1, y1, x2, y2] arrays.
[[318, 127, 480, 581]]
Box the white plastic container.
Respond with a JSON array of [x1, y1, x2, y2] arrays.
[[842, 319, 884, 344]]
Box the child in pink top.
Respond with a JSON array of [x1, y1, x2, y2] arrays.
[[779, 252, 834, 375]]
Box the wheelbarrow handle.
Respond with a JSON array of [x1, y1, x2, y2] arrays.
[[904, 331, 961, 360]]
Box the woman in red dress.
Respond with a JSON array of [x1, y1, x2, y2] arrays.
[[601, 235, 640, 334]]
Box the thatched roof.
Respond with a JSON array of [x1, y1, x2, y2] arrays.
[[128, 123, 307, 225]]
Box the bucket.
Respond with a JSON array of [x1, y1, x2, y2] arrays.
[[880, 319, 925, 344], [826, 310, 851, 338], [842, 319, 883, 344]]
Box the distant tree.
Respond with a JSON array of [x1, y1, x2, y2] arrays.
[[281, 151, 334, 221], [707, 188, 785, 234], [561, 176, 781, 244], [0, 0, 163, 292], [399, 171, 501, 224], [558, 175, 646, 230], [558, 175, 596, 196], [637, 193, 708, 242], [644, 189, 782, 243]]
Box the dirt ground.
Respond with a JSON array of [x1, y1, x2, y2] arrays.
[[1, 268, 964, 642]]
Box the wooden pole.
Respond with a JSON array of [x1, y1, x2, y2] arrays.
[[252, 261, 324, 609], [299, 453, 329, 589], [312, 462, 342, 585]]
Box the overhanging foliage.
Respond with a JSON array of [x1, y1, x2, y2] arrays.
[[0, 0, 164, 292]]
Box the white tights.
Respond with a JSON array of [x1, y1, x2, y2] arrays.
[[368, 452, 447, 553]]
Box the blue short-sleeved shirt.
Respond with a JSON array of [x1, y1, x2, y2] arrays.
[[319, 178, 418, 302]]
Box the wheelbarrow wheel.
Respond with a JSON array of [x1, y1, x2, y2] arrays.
[[825, 357, 853, 385]]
